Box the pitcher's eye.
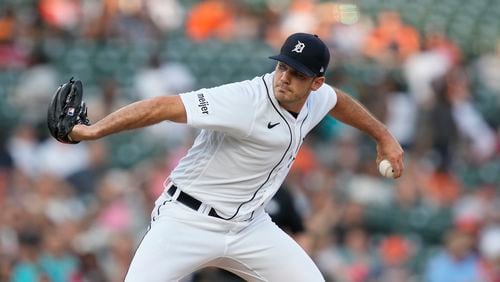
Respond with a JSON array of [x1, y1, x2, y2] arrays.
[[291, 71, 306, 80], [295, 73, 306, 80]]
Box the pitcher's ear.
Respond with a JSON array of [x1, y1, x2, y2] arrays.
[[311, 76, 325, 91]]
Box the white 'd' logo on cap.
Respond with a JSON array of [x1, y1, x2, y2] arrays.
[[292, 41, 305, 53]]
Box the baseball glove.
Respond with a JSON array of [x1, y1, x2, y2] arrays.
[[47, 78, 90, 144]]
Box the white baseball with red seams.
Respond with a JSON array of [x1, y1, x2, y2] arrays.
[[379, 159, 395, 178]]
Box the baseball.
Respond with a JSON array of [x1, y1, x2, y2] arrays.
[[378, 159, 394, 178]]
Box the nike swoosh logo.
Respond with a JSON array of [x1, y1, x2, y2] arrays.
[[267, 122, 280, 129]]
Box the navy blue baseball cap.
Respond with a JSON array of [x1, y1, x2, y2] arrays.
[[270, 33, 330, 77]]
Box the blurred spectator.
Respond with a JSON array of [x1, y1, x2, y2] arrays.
[[102, 233, 134, 282], [11, 227, 46, 282], [316, 227, 376, 282], [70, 252, 107, 282], [404, 31, 460, 108], [134, 53, 194, 146], [68, 170, 147, 261], [86, 79, 130, 124], [186, 0, 236, 42], [376, 235, 414, 282], [383, 76, 417, 149], [424, 31, 462, 67], [81, 0, 116, 39], [446, 70, 497, 162], [485, 197, 500, 226], [35, 173, 86, 225], [83, 0, 160, 42], [145, 0, 184, 32], [0, 201, 20, 258], [422, 168, 462, 208], [38, 0, 81, 30], [115, 3, 160, 44], [345, 158, 394, 207], [283, 142, 323, 219], [478, 226, 500, 281], [328, 13, 373, 60], [417, 69, 496, 171], [333, 201, 366, 245], [135, 53, 195, 99], [453, 190, 488, 236], [12, 48, 58, 123], [0, 7, 15, 43], [475, 41, 500, 94], [418, 74, 460, 171], [265, 184, 305, 237], [0, 254, 13, 281], [0, 7, 26, 69], [39, 227, 78, 282], [94, 170, 144, 234], [280, 0, 318, 36], [0, 128, 13, 172], [67, 141, 109, 201], [364, 10, 420, 64], [425, 229, 480, 282], [36, 140, 90, 179], [7, 123, 39, 179]]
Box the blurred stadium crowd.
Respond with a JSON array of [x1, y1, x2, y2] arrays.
[[0, 0, 500, 281]]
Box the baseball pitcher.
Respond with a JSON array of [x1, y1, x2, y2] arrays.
[[48, 33, 404, 281]]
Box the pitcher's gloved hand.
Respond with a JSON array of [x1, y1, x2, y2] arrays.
[[47, 78, 90, 144]]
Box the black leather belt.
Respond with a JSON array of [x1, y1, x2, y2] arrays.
[[167, 185, 223, 219]]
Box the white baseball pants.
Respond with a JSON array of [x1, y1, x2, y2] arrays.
[[124, 193, 324, 282]]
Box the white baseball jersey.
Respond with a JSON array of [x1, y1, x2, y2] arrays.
[[168, 72, 337, 220]]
